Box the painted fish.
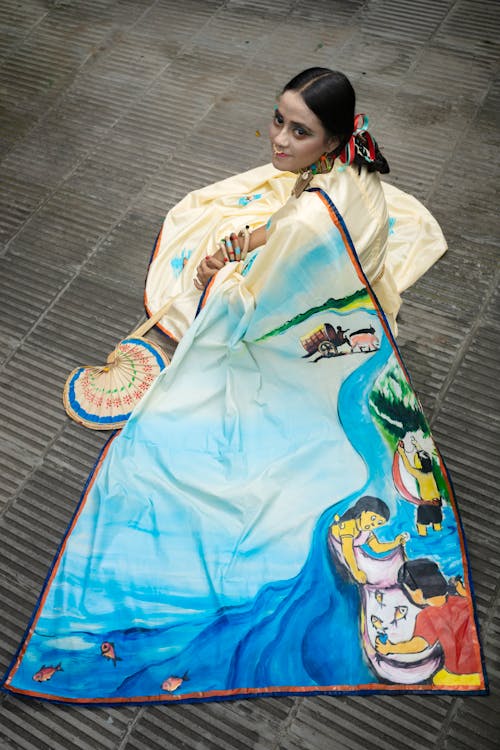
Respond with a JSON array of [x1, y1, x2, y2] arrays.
[[100, 641, 123, 667], [391, 606, 408, 626], [161, 671, 189, 693], [370, 615, 385, 631], [374, 589, 385, 607], [33, 663, 63, 682]]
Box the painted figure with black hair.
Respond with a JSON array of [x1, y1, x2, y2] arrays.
[[330, 496, 409, 584], [397, 439, 443, 535], [375, 559, 483, 686]]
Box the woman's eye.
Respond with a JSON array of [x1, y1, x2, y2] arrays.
[[274, 113, 284, 125], [294, 127, 307, 137]]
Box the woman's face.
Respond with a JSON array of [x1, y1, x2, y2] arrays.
[[269, 89, 338, 173], [359, 510, 386, 531]]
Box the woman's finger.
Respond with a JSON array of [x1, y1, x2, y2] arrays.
[[193, 255, 226, 290], [205, 256, 225, 270], [193, 276, 205, 290], [230, 232, 241, 261], [193, 260, 208, 289], [217, 241, 230, 263], [240, 225, 251, 260], [224, 235, 235, 261]]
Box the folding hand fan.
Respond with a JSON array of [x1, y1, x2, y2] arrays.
[[63, 297, 176, 430]]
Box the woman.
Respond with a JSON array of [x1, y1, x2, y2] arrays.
[[330, 496, 409, 584], [145, 68, 446, 340], [1, 70, 485, 703]]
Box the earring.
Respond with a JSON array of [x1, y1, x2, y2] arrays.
[[291, 169, 313, 198], [292, 152, 336, 197]]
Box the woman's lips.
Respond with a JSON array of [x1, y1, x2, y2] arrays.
[[273, 149, 290, 158]]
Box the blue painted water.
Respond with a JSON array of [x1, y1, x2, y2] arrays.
[[7, 309, 464, 700]]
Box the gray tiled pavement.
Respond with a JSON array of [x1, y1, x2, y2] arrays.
[[0, 1, 499, 748]]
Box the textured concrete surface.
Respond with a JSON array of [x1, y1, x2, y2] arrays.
[[0, 1, 499, 748]]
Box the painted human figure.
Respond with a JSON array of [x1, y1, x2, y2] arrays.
[[397, 439, 442, 535], [332, 325, 351, 348], [375, 558, 482, 687], [330, 496, 408, 584]]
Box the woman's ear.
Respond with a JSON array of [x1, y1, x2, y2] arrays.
[[326, 136, 340, 153]]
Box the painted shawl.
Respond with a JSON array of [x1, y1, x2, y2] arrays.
[[1, 170, 486, 703]]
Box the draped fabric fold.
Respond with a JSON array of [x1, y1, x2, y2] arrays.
[[144, 163, 446, 340], [2, 172, 485, 704]]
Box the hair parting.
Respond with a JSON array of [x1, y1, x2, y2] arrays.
[[282, 67, 389, 174]]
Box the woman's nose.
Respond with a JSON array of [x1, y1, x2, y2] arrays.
[[274, 131, 289, 148]]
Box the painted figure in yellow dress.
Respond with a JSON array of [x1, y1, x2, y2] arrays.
[[330, 496, 408, 584]]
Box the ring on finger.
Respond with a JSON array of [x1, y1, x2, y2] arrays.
[[231, 233, 241, 260], [225, 236, 235, 261]]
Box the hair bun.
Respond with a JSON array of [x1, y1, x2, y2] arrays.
[[339, 114, 390, 174]]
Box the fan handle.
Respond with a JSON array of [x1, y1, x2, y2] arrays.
[[130, 295, 179, 339]]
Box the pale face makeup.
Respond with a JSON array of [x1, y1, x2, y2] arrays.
[[269, 89, 338, 172]]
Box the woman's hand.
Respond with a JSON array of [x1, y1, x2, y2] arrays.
[[375, 637, 392, 655], [219, 231, 248, 263], [352, 569, 367, 584], [193, 254, 225, 290], [193, 230, 250, 290]]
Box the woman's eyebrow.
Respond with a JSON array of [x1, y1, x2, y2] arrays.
[[275, 109, 314, 133], [291, 121, 313, 133]]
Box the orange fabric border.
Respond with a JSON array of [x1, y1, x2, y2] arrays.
[[2, 193, 486, 702], [313, 188, 484, 682], [4, 436, 118, 688], [143, 227, 179, 341], [5, 674, 485, 703]]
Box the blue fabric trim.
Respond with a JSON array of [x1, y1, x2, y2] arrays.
[[195, 278, 213, 318], [308, 185, 489, 695], [307, 187, 412, 384], [1, 681, 488, 705], [1, 195, 488, 704]]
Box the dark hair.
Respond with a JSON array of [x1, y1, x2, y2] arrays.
[[398, 559, 448, 599], [339, 495, 391, 524], [417, 450, 433, 474], [282, 67, 389, 174]]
